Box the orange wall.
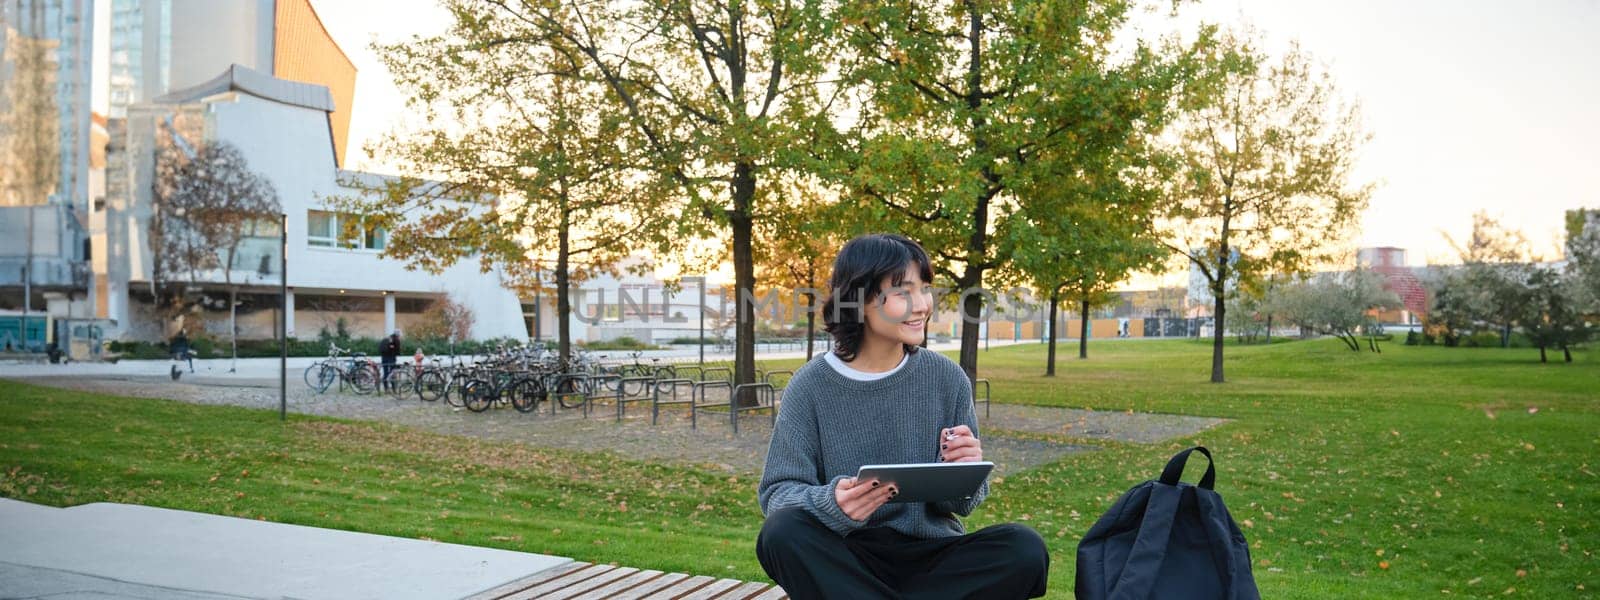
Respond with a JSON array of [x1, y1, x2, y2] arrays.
[[274, 0, 357, 167]]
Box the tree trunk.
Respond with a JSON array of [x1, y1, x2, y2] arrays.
[[804, 291, 817, 361], [731, 163, 758, 408], [1211, 290, 1226, 382], [1563, 345, 1572, 363], [1538, 346, 1547, 363], [1045, 289, 1059, 376], [1078, 297, 1089, 360], [957, 269, 983, 384], [1264, 314, 1273, 344], [954, 1, 992, 386], [1501, 323, 1511, 348], [556, 207, 572, 367]]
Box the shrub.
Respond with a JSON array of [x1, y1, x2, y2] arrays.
[[580, 336, 658, 351], [1404, 330, 1420, 346]]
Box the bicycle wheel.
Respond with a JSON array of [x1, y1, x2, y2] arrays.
[[348, 362, 379, 394], [310, 363, 338, 393], [555, 376, 586, 409], [509, 377, 545, 413], [416, 370, 446, 402], [443, 376, 466, 408], [385, 367, 416, 400], [462, 378, 493, 413], [303, 361, 327, 391]]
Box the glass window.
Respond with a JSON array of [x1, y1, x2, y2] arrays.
[[363, 222, 387, 250], [307, 210, 335, 247]]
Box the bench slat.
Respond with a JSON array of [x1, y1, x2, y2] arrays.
[[748, 585, 791, 600], [637, 574, 715, 600], [712, 581, 775, 599], [467, 561, 588, 600], [611, 572, 689, 598], [503, 564, 615, 599], [567, 569, 665, 600], [540, 566, 639, 600], [674, 578, 742, 600]]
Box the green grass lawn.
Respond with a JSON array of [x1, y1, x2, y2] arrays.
[[2, 339, 1596, 598]]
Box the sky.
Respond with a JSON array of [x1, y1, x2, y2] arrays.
[[102, 0, 1599, 280]]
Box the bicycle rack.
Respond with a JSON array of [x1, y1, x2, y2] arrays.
[[585, 373, 622, 419], [973, 378, 991, 420], [730, 382, 779, 436], [651, 378, 696, 425], [699, 366, 731, 384], [673, 365, 703, 382], [762, 369, 795, 389], [613, 375, 657, 422], [550, 373, 592, 416], [690, 379, 732, 430]]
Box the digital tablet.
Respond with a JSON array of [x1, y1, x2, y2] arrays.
[[855, 461, 994, 504]]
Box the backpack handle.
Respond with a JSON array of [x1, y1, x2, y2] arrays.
[[1160, 446, 1216, 489]]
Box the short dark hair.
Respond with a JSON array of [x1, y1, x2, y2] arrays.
[[822, 233, 934, 362]]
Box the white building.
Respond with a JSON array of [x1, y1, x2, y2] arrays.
[[99, 64, 527, 342]]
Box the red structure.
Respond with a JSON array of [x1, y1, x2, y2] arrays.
[[1358, 247, 1428, 321]]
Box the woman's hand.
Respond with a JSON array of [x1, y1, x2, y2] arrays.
[[939, 425, 983, 463], [834, 477, 897, 521]]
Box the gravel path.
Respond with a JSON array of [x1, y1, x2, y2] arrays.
[[8, 375, 1225, 475]]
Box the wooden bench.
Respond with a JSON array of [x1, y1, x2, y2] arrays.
[[466, 562, 788, 600]]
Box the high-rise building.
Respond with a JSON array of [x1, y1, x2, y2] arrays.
[[0, 0, 95, 350], [106, 0, 168, 117]]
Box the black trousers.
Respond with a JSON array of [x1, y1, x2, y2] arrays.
[[381, 358, 396, 388], [757, 507, 1049, 600]]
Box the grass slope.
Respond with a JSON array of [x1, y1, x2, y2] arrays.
[[2, 338, 1594, 598]]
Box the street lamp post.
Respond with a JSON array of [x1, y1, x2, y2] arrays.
[[279, 212, 287, 422]]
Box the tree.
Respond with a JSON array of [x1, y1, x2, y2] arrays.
[[1004, 178, 1165, 373], [1276, 269, 1399, 352], [491, 0, 837, 404], [755, 180, 838, 361], [408, 296, 475, 347], [150, 140, 281, 370], [1160, 30, 1372, 382], [1562, 209, 1599, 314], [0, 3, 59, 208], [1423, 268, 1475, 347], [1442, 212, 1540, 348], [831, 0, 1198, 382], [1224, 288, 1268, 344], [1523, 267, 1592, 363], [350, 12, 663, 367]]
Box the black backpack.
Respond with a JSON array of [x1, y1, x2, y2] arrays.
[[1075, 447, 1260, 600]]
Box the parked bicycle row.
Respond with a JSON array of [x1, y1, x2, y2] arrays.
[[301, 342, 797, 429]]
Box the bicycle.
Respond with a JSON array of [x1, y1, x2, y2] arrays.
[[304, 344, 380, 394]]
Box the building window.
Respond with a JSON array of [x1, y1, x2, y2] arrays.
[[307, 210, 336, 247], [362, 221, 387, 251], [308, 210, 384, 251]]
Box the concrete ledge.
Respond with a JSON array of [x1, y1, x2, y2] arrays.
[[0, 498, 570, 600]]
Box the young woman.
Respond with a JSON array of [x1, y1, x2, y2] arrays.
[[756, 233, 1049, 599]]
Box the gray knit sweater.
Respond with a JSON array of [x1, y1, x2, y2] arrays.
[[757, 349, 988, 539]]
